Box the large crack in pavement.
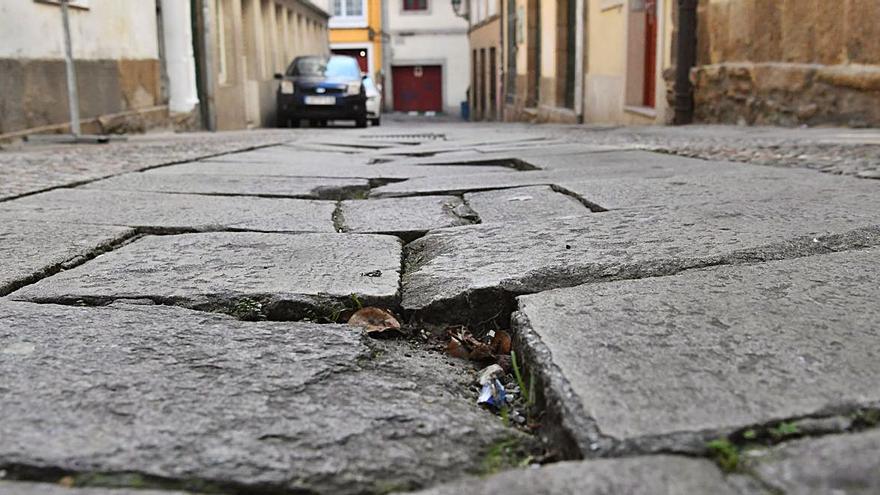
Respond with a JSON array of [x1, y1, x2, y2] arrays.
[[4, 132, 880, 494]]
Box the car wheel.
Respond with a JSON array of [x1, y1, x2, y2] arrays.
[[276, 115, 289, 128], [355, 115, 368, 128], [371, 117, 381, 126], [289, 118, 300, 128], [319, 120, 328, 127]]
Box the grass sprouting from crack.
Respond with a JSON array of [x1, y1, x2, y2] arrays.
[[510, 350, 535, 408], [480, 437, 532, 476]]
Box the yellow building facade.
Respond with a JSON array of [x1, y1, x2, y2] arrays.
[[315, 0, 383, 81]]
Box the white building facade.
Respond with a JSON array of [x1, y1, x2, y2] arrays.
[[384, 0, 469, 115]]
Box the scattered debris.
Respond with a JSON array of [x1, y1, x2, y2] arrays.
[[478, 378, 507, 409], [478, 364, 505, 385], [446, 327, 512, 364], [348, 307, 402, 338], [360, 270, 382, 277]]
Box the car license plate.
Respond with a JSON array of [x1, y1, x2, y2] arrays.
[[305, 96, 335, 105]]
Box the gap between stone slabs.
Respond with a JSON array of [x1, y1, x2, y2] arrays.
[[10, 232, 403, 323]]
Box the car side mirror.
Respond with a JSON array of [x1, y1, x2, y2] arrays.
[[274, 73, 283, 80], [361, 74, 368, 80]]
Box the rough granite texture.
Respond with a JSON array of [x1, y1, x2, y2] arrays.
[[514, 248, 880, 456], [464, 186, 592, 223], [12, 232, 402, 320], [154, 161, 512, 180], [405, 456, 740, 495], [84, 173, 370, 200], [555, 167, 880, 210], [0, 189, 336, 232], [744, 430, 880, 495], [0, 220, 133, 296], [0, 302, 517, 494], [340, 196, 473, 240], [402, 201, 880, 321], [371, 151, 752, 197], [0, 482, 196, 495]]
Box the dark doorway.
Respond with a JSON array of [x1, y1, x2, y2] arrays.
[[643, 0, 657, 107], [332, 48, 369, 74]]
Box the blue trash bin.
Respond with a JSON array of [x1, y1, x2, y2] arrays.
[[460, 101, 470, 121]]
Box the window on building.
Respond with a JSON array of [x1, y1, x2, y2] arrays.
[[333, 0, 364, 17], [403, 0, 428, 11], [330, 0, 366, 28]]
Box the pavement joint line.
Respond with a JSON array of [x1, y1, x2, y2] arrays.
[[0, 230, 141, 298], [547, 184, 610, 212], [403, 224, 880, 327], [0, 140, 294, 204]]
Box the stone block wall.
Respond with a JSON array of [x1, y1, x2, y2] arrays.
[[692, 0, 880, 127]]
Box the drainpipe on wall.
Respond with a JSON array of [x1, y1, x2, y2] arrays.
[[673, 0, 697, 125], [160, 0, 201, 116], [60, 0, 81, 136], [381, 0, 392, 112], [194, 0, 217, 130], [573, 0, 584, 123]]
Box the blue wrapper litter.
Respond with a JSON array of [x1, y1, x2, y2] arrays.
[[477, 379, 507, 408]]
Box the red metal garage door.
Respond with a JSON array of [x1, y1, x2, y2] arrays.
[[392, 65, 442, 112]]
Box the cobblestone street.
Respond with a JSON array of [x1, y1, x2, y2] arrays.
[[1, 118, 880, 494]]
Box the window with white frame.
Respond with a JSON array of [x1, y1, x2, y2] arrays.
[[35, 0, 90, 9], [330, 0, 367, 28]]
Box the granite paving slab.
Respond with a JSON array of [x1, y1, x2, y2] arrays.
[[514, 248, 880, 456], [204, 148, 373, 166], [371, 152, 753, 198], [0, 302, 517, 494], [744, 430, 880, 494], [555, 166, 880, 210], [340, 196, 474, 241], [406, 456, 739, 495], [150, 161, 512, 180], [0, 220, 133, 296], [464, 186, 592, 223], [0, 189, 336, 232], [84, 173, 370, 199], [0, 482, 197, 495], [401, 201, 880, 322], [12, 232, 402, 320]]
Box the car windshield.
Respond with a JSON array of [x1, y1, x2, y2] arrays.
[[288, 56, 360, 79]]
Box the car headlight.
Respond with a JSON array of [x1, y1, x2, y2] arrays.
[[345, 82, 361, 96], [280, 81, 294, 94]]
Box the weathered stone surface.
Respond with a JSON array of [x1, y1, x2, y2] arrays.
[[0, 189, 336, 232], [0, 302, 516, 494], [555, 167, 880, 210], [514, 248, 880, 456], [402, 201, 880, 322], [341, 196, 473, 240], [372, 151, 751, 197], [206, 148, 373, 166], [464, 186, 592, 223], [0, 482, 195, 495], [157, 161, 511, 180], [407, 456, 738, 495], [84, 172, 370, 199], [0, 220, 133, 296], [744, 430, 880, 494], [12, 232, 402, 320]]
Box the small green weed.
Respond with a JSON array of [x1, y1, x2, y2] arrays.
[[707, 438, 740, 472], [510, 350, 535, 407], [480, 437, 531, 475], [769, 421, 799, 440]]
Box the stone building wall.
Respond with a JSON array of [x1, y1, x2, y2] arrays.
[[693, 0, 880, 127]]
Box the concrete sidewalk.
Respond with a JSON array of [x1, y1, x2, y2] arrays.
[[1, 121, 879, 494]]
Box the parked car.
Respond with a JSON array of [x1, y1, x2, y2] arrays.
[[363, 76, 382, 126], [275, 55, 368, 128]]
